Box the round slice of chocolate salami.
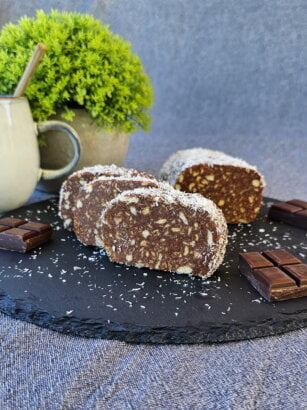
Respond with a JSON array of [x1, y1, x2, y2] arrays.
[[74, 176, 164, 247], [160, 148, 265, 224], [59, 165, 155, 231], [100, 187, 228, 278]]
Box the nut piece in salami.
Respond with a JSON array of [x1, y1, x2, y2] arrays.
[[160, 148, 265, 224], [74, 176, 163, 247], [59, 164, 156, 231], [0, 217, 52, 253], [100, 187, 228, 278]]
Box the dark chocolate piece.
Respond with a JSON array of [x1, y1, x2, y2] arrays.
[[263, 249, 301, 266], [239, 250, 307, 301], [0, 217, 26, 227], [18, 221, 51, 233], [268, 199, 307, 229], [239, 251, 273, 269], [287, 199, 307, 208], [0, 218, 52, 253], [282, 264, 307, 286]]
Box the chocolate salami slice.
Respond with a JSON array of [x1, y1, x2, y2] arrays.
[[160, 148, 265, 224], [59, 165, 155, 231], [74, 176, 163, 246], [100, 187, 228, 278]]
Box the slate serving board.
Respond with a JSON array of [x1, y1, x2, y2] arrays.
[[0, 198, 306, 344]]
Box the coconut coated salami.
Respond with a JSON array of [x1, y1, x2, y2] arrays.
[[74, 176, 162, 246], [160, 148, 265, 224], [100, 188, 228, 278], [59, 165, 155, 230]]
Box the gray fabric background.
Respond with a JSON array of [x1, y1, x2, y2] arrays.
[[1, 0, 307, 200], [0, 1, 306, 409]]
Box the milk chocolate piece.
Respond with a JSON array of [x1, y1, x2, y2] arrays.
[[0, 218, 52, 253], [59, 165, 156, 231], [74, 176, 161, 246], [282, 264, 307, 286], [239, 250, 307, 301], [160, 148, 265, 224], [239, 251, 274, 270], [254, 267, 296, 289], [268, 199, 307, 229], [101, 187, 228, 278], [18, 221, 51, 233], [263, 249, 301, 266], [0, 217, 26, 227]]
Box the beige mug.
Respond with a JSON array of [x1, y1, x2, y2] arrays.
[[0, 96, 80, 213]]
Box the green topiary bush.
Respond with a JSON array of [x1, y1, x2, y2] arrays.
[[0, 10, 153, 136]]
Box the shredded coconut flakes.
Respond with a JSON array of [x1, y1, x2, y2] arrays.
[[101, 186, 228, 278], [160, 147, 265, 186]]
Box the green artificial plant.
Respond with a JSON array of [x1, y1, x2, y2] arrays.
[[0, 10, 153, 138]]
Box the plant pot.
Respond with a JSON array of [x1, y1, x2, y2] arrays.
[[37, 109, 130, 193]]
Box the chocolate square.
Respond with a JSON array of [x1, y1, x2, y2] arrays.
[[0, 217, 26, 227], [268, 199, 307, 230], [0, 218, 52, 253], [263, 249, 301, 266], [282, 264, 307, 286], [239, 250, 307, 301]]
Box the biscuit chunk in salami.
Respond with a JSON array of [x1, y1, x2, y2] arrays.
[[160, 148, 265, 224], [59, 165, 155, 230], [101, 188, 228, 278], [74, 176, 162, 246]]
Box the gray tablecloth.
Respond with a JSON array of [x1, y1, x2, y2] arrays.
[[0, 309, 306, 409], [1, 1, 307, 408]]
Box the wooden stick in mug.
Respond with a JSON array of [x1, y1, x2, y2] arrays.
[[13, 43, 47, 97]]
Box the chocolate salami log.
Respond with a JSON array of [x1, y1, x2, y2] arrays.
[[59, 165, 155, 231], [74, 176, 163, 246], [100, 187, 228, 278], [160, 148, 265, 224]]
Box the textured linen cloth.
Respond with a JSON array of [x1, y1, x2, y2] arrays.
[[0, 310, 306, 409], [1, 1, 307, 409]]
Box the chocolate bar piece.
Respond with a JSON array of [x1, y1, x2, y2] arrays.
[[239, 249, 307, 301], [0, 218, 52, 253], [268, 199, 307, 229]]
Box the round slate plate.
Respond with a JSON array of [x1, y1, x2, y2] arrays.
[[0, 198, 306, 344]]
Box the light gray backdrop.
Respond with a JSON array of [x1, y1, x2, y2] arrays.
[[0, 0, 306, 199]]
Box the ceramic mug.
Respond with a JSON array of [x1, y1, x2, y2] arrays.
[[0, 96, 80, 213]]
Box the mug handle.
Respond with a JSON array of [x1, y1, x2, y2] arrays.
[[35, 121, 81, 180]]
